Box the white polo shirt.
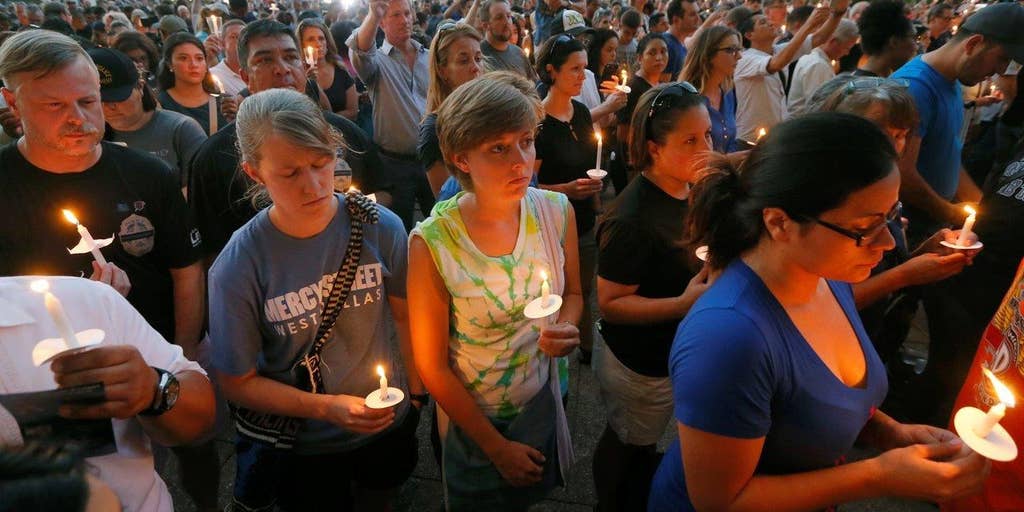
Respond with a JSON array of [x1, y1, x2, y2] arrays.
[[735, 37, 813, 142], [0, 276, 205, 512], [788, 46, 835, 114], [209, 60, 248, 96]]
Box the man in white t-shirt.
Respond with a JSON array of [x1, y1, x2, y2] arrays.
[[788, 18, 859, 113], [208, 19, 248, 96], [733, 1, 847, 142], [0, 276, 216, 512]]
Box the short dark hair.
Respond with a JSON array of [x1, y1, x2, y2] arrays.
[[238, 19, 297, 71], [858, 1, 913, 56], [649, 12, 666, 27], [113, 31, 160, 73], [42, 2, 68, 18], [229, 0, 249, 11], [687, 113, 897, 267], [0, 443, 89, 512], [666, 0, 684, 23], [786, 5, 813, 24], [620, 8, 642, 29], [927, 3, 952, 22], [535, 34, 586, 85]]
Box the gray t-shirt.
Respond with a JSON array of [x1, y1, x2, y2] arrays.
[[111, 110, 206, 186], [616, 38, 638, 73], [209, 194, 410, 453], [481, 39, 537, 80]]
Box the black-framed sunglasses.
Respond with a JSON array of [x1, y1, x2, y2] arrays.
[[805, 201, 902, 247], [646, 81, 700, 124], [844, 77, 910, 94]]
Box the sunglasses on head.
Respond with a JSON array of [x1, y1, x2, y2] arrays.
[[646, 81, 700, 124], [844, 77, 910, 94]]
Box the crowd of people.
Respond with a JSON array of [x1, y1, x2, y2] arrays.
[[0, 0, 1022, 510]]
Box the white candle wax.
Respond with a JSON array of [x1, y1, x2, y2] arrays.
[[594, 132, 603, 172], [957, 209, 977, 246], [377, 365, 388, 400], [32, 281, 80, 348], [208, 96, 218, 134], [78, 224, 108, 266], [540, 270, 550, 308], [974, 402, 1006, 437]]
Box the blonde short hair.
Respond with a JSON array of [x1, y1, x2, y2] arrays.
[[0, 30, 94, 87], [435, 71, 542, 191], [236, 88, 346, 207]]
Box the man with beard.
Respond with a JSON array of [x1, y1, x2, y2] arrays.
[[480, 0, 536, 80], [189, 20, 383, 262]]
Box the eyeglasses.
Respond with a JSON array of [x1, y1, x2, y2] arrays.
[[805, 201, 902, 247], [715, 46, 743, 56], [647, 81, 700, 123], [844, 77, 910, 94]]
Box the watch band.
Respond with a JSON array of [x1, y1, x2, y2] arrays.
[[139, 367, 178, 417]]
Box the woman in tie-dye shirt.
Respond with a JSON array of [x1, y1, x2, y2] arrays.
[[408, 72, 583, 510]]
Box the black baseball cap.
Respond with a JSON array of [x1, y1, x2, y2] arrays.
[[962, 3, 1024, 64], [87, 48, 140, 102]]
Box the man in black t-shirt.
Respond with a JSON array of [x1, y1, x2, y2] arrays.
[[189, 20, 387, 261], [0, 30, 204, 355]]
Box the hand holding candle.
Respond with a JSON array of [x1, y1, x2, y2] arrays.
[[954, 366, 1018, 461]]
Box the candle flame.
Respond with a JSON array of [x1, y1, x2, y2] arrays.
[[964, 205, 976, 216], [30, 279, 49, 293], [348, 185, 361, 194], [211, 75, 224, 94], [983, 368, 1015, 407], [376, 364, 385, 378], [830, 59, 836, 67], [756, 127, 767, 141], [540, 269, 548, 281], [62, 209, 80, 225], [595, 131, 602, 144], [306, 46, 316, 62], [781, 24, 786, 33], [524, 47, 530, 57], [620, 69, 628, 84]]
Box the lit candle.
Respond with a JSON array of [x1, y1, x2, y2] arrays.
[[305, 46, 317, 67], [208, 95, 218, 134], [207, 14, 221, 35], [816, 1, 823, 7], [991, 83, 1000, 96], [594, 131, 603, 172], [376, 364, 388, 400], [755, 127, 767, 143], [524, 47, 530, 58], [956, 205, 977, 246], [830, 59, 837, 69], [780, 24, 787, 33], [31, 280, 80, 348], [617, 69, 631, 93], [951, 24, 958, 35], [540, 269, 550, 308], [974, 368, 1015, 437], [62, 209, 107, 266]]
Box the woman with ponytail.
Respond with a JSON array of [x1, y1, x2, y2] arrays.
[[648, 112, 989, 511]]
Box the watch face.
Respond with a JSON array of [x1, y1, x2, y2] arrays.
[[164, 373, 180, 410]]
